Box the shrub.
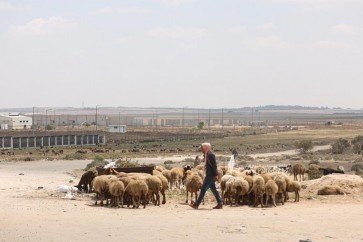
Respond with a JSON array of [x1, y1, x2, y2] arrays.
[[308, 169, 322, 180], [308, 159, 320, 165], [351, 135, 363, 154], [164, 160, 174, 165], [85, 156, 108, 170], [331, 138, 350, 154], [356, 169, 363, 177], [65, 153, 86, 160], [351, 163, 363, 172], [197, 122, 205, 130], [294, 140, 313, 154], [24, 156, 33, 161], [116, 158, 139, 168]]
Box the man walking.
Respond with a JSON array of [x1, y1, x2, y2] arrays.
[[190, 142, 223, 209]]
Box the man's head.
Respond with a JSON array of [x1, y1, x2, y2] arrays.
[[201, 143, 211, 154]]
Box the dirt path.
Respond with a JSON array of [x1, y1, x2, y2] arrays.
[[1, 159, 362, 242]]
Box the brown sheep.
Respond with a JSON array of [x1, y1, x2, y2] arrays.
[[273, 174, 287, 205], [145, 176, 163, 206], [170, 167, 184, 189], [185, 170, 203, 204], [155, 174, 169, 204], [265, 180, 278, 207], [286, 180, 301, 202], [292, 163, 307, 181], [125, 179, 149, 208], [229, 177, 249, 206], [161, 170, 171, 188], [252, 175, 265, 207], [109, 180, 125, 208]]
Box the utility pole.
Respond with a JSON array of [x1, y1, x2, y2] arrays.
[[221, 108, 224, 129], [95, 104, 101, 131], [182, 107, 184, 128], [118, 112, 121, 133], [208, 108, 211, 130]]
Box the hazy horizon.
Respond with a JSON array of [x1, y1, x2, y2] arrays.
[[1, 0, 362, 109]]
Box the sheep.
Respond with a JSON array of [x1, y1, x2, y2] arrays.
[[153, 169, 162, 176], [265, 180, 278, 207], [319, 168, 344, 176], [273, 174, 287, 205], [145, 176, 163, 206], [75, 170, 96, 193], [155, 165, 165, 172], [184, 170, 203, 204], [317, 185, 345, 195], [92, 175, 113, 206], [292, 163, 307, 181], [229, 177, 249, 206], [286, 180, 301, 202], [109, 180, 125, 208], [155, 174, 169, 204], [225, 177, 237, 205], [125, 179, 149, 208], [251, 175, 265, 207], [161, 170, 172, 188], [171, 167, 184, 189], [261, 173, 273, 183], [220, 175, 234, 204]]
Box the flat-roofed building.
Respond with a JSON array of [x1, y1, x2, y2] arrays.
[[0, 113, 32, 130]]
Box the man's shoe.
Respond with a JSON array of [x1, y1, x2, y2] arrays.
[[189, 203, 199, 209], [212, 204, 223, 209]]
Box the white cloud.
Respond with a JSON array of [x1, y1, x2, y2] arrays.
[[11, 17, 75, 35], [157, 0, 194, 7], [118, 36, 128, 44], [261, 22, 276, 30], [92, 6, 150, 16], [0, 1, 15, 12], [268, 0, 361, 4], [148, 26, 207, 40], [227, 25, 247, 34], [255, 36, 287, 49], [333, 24, 354, 34], [314, 40, 351, 49]]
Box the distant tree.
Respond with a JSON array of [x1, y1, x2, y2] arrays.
[[197, 121, 205, 130], [331, 138, 350, 154], [46, 124, 54, 130], [294, 140, 313, 154]]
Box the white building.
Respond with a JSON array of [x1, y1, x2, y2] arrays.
[[108, 125, 127, 133], [0, 113, 33, 130]]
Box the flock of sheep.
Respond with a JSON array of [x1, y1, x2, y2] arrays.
[[74, 162, 310, 209]]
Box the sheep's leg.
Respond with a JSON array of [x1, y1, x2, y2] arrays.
[[195, 192, 198, 204], [143, 194, 146, 208], [265, 195, 269, 207], [132, 195, 137, 208], [120, 193, 124, 208], [161, 189, 166, 204], [235, 194, 239, 206], [295, 190, 299, 202], [260, 194, 264, 208], [272, 195, 276, 207], [281, 193, 285, 205], [186, 190, 189, 204], [222, 190, 225, 205]]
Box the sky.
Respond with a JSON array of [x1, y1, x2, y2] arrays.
[[0, 0, 362, 109]]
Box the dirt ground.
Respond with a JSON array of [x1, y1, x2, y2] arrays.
[[1, 159, 363, 242]]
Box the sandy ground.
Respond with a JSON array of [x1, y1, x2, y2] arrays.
[[1, 159, 363, 242]]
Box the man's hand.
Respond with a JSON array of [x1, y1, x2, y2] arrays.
[[214, 176, 219, 182]]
